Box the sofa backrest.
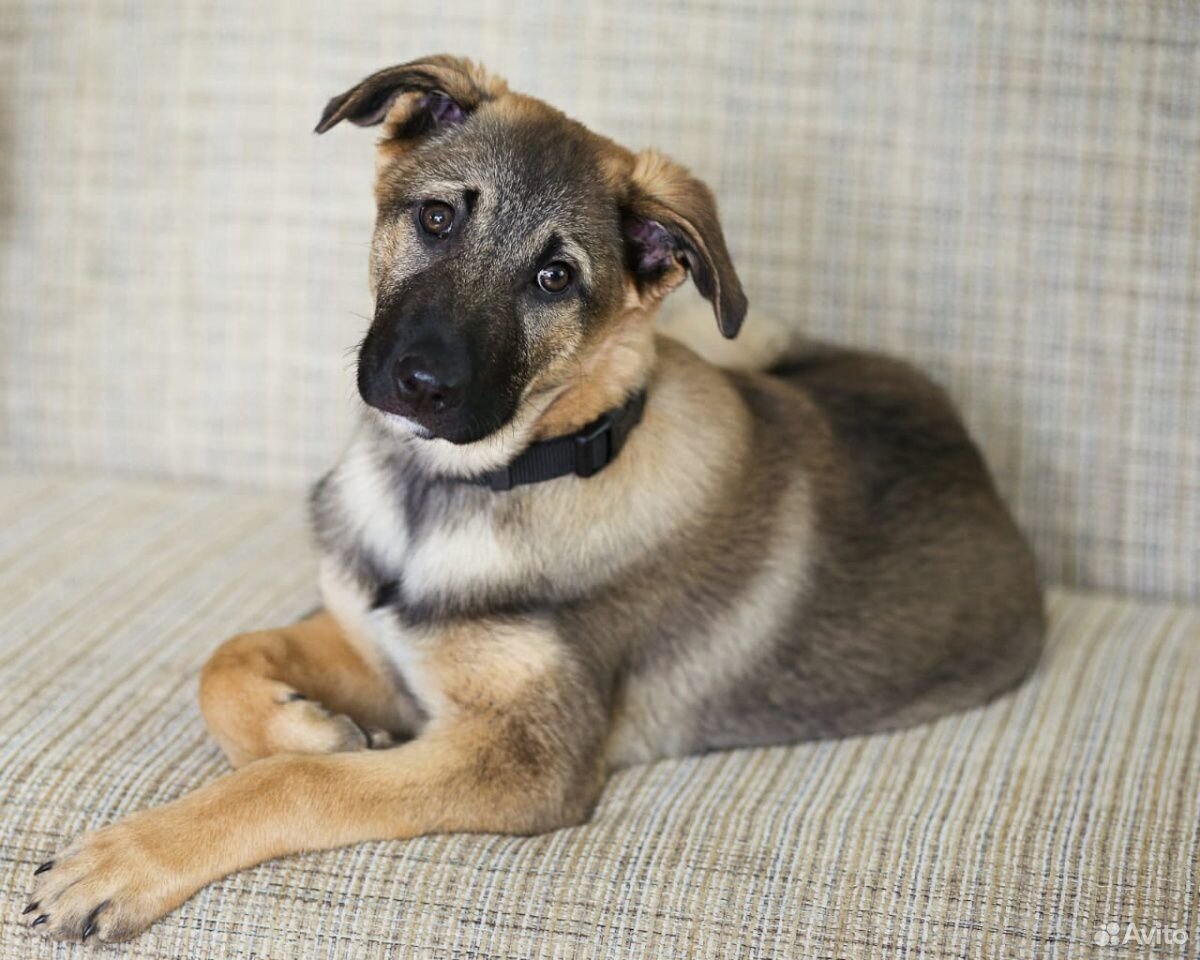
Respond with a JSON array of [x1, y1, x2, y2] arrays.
[[1, 2, 1197, 602]]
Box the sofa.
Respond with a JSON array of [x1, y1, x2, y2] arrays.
[[1, 2, 1196, 957]]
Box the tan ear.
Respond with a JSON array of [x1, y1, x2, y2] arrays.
[[314, 54, 506, 138], [623, 151, 748, 339]]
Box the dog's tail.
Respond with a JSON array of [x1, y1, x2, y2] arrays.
[[657, 294, 836, 373]]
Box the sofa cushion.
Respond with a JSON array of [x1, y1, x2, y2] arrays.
[[2, 3, 1199, 602], [0, 471, 1196, 958]]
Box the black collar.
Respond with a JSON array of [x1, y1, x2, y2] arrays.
[[473, 390, 647, 491]]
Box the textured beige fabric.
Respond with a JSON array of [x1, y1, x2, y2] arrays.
[[0, 472, 1196, 959], [0, 2, 1197, 601]]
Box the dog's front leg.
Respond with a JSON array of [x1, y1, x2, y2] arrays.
[[27, 619, 605, 944], [200, 610, 419, 768]]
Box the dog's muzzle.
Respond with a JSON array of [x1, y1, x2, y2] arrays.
[[357, 276, 525, 443]]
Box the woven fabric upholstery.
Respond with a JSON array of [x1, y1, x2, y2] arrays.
[[0, 1, 1197, 601], [0, 471, 1196, 959]]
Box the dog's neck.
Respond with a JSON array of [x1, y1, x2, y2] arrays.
[[530, 304, 658, 441]]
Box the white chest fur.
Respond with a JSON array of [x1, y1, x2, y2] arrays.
[[317, 558, 450, 721]]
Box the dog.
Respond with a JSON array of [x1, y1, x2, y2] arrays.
[[26, 54, 1044, 943]]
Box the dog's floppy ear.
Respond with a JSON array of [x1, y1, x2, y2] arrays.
[[622, 151, 748, 339], [314, 54, 506, 138]]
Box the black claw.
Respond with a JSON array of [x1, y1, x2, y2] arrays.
[[22, 902, 38, 915], [34, 861, 54, 875], [350, 719, 374, 748], [82, 902, 107, 941], [31, 914, 48, 927]]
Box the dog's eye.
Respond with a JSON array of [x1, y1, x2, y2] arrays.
[[419, 201, 455, 237], [536, 262, 572, 294]]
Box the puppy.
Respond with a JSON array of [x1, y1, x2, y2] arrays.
[[27, 55, 1043, 943]]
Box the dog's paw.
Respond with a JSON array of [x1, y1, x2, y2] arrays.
[[270, 689, 395, 755], [24, 821, 174, 943], [209, 682, 396, 768]]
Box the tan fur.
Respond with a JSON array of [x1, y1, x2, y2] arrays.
[[531, 291, 658, 438], [198, 611, 412, 768]]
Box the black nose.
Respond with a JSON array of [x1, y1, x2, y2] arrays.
[[394, 354, 464, 415]]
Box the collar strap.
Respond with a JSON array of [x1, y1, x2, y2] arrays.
[[474, 390, 647, 491]]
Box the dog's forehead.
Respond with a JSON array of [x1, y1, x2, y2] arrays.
[[403, 109, 620, 246]]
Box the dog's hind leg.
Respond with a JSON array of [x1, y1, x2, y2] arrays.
[[199, 611, 418, 768]]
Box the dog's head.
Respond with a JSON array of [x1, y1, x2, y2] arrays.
[[317, 55, 746, 454]]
